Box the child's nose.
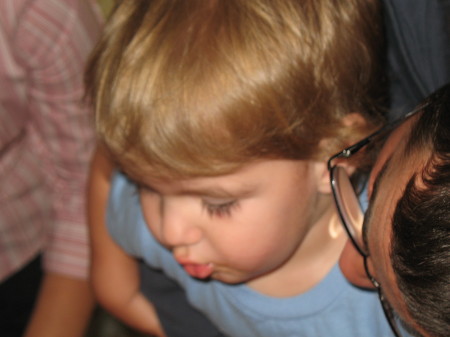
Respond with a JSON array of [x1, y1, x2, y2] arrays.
[[161, 200, 203, 247]]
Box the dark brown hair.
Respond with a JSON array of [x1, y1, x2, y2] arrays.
[[391, 83, 450, 337]]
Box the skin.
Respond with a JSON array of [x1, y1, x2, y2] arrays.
[[88, 147, 167, 337], [89, 156, 347, 333], [139, 159, 347, 297], [23, 272, 95, 337], [339, 117, 430, 336]]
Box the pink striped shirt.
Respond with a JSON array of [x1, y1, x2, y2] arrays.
[[0, 0, 102, 281]]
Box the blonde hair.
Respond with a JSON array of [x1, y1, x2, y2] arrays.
[[86, 0, 386, 180]]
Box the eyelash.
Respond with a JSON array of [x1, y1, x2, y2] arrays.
[[138, 183, 157, 194], [138, 184, 239, 218], [202, 200, 239, 217]]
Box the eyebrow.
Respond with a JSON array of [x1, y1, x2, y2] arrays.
[[179, 185, 256, 199], [140, 181, 256, 199], [362, 156, 393, 253]]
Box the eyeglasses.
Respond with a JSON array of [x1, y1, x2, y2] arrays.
[[327, 108, 421, 337]]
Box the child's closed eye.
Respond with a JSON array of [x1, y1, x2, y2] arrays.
[[202, 199, 239, 218], [138, 183, 158, 195]]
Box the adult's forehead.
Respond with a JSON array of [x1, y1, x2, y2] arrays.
[[368, 117, 416, 194]]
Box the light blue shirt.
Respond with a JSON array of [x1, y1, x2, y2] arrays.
[[108, 172, 396, 337]]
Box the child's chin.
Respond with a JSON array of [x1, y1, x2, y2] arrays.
[[210, 271, 252, 285]]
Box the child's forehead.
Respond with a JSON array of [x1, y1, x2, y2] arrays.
[[144, 176, 258, 199], [135, 159, 314, 195], [138, 160, 261, 186]]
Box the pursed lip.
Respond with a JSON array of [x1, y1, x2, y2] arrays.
[[176, 258, 214, 279]]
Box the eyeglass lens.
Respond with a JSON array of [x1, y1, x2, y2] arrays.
[[332, 166, 366, 254], [336, 168, 411, 337]]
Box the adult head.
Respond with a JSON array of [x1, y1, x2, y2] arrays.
[[331, 83, 450, 337]]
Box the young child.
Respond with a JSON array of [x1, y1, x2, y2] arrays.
[[86, 1, 394, 336]]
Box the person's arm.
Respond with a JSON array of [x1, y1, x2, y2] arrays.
[[23, 273, 95, 337], [88, 146, 166, 336], [13, 2, 103, 336]]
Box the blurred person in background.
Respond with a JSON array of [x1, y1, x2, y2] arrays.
[[382, 0, 450, 119], [0, 1, 102, 336]]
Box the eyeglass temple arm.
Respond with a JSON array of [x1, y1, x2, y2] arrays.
[[327, 134, 376, 170], [327, 106, 422, 171]]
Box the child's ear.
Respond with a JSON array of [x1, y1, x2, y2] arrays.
[[315, 112, 366, 194], [313, 160, 357, 195], [341, 112, 367, 129], [312, 162, 332, 194]]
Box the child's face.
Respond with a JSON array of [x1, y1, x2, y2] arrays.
[[139, 159, 332, 286]]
